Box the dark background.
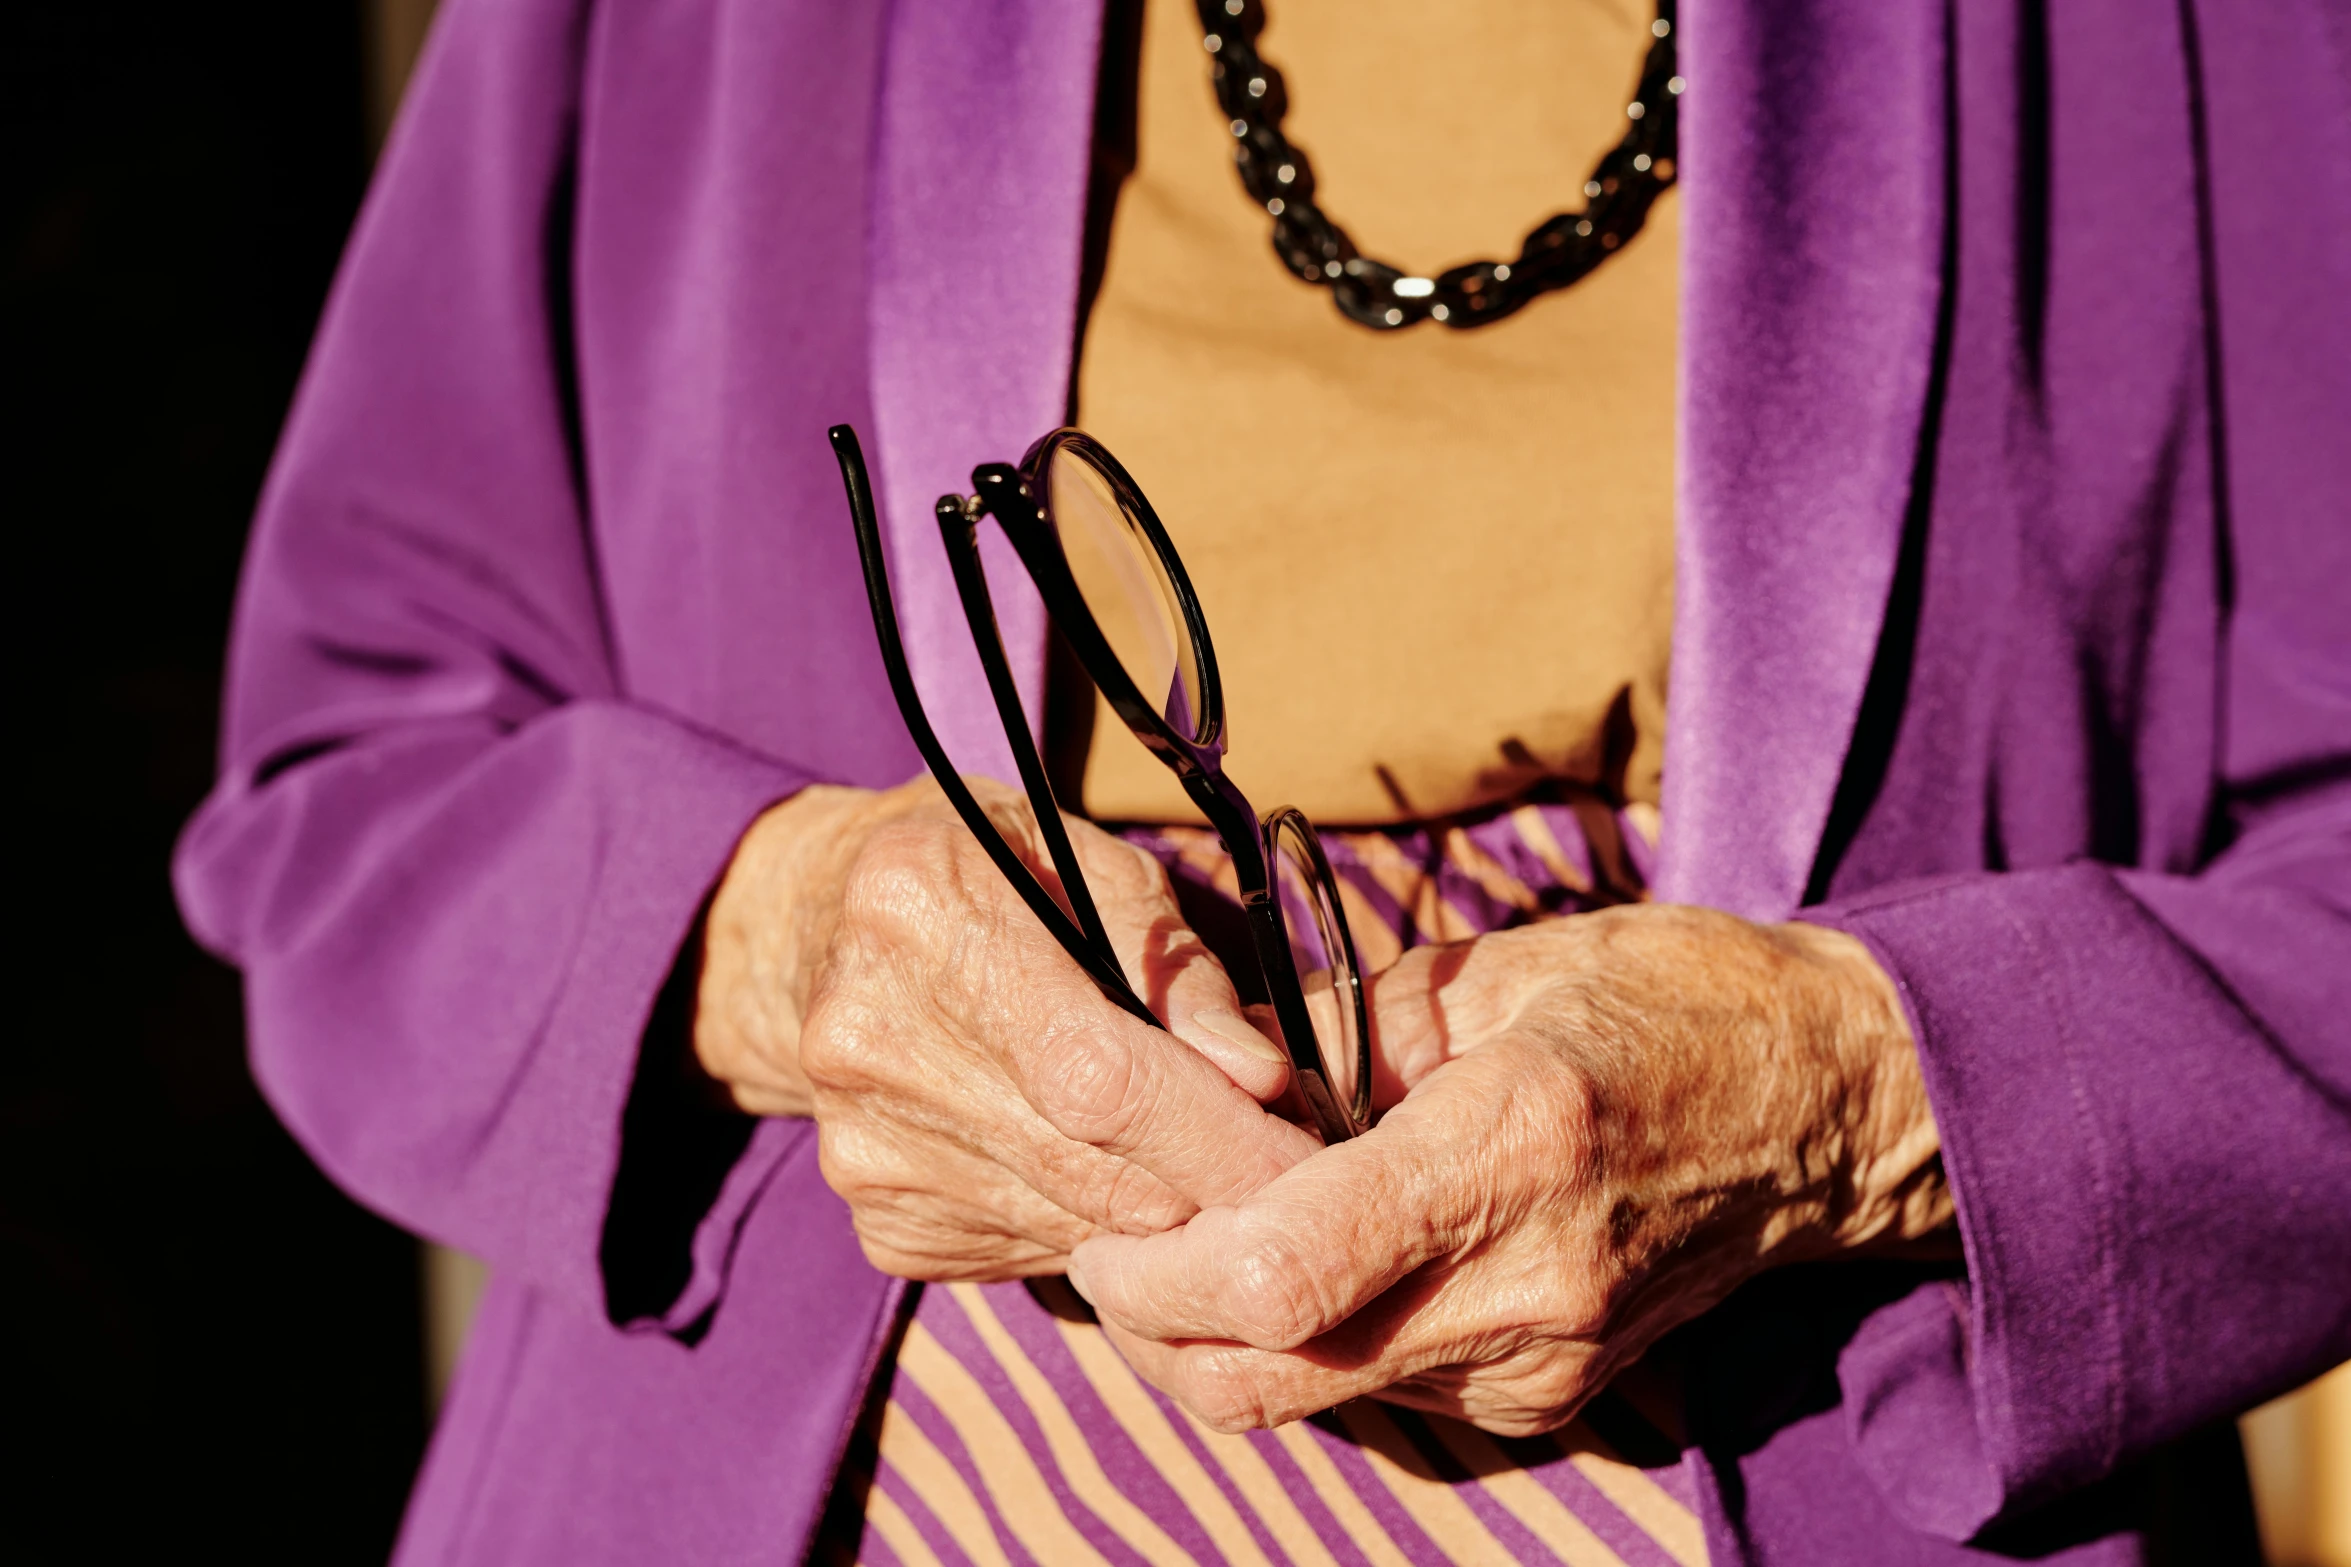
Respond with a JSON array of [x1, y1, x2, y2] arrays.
[[6, 6, 429, 1560]]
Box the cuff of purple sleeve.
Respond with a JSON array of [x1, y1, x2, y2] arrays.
[[642, 1114, 812, 1336], [482, 702, 821, 1327], [1804, 866, 2140, 1538], [600, 923, 819, 1334], [1835, 1280, 2003, 1536], [584, 722, 829, 1338]]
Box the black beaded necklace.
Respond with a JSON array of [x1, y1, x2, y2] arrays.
[[1194, 0, 1680, 331]]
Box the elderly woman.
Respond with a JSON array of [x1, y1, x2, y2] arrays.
[[176, 0, 2347, 1562]]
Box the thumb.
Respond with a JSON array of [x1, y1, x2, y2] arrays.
[[1166, 979, 1291, 1104], [1068, 1108, 1448, 1350], [1084, 830, 1290, 1103]]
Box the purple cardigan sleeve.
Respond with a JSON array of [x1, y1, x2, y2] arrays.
[[172, 0, 810, 1333], [1807, 1, 2351, 1535], [1814, 839, 2351, 1538]]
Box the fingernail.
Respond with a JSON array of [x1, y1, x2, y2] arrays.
[[1064, 1261, 1095, 1305], [1190, 1006, 1288, 1065]]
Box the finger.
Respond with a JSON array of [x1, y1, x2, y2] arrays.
[[1067, 1096, 1470, 1349], [814, 1103, 1102, 1276], [1364, 940, 1485, 1104], [1013, 999, 1322, 1215], [1166, 994, 1291, 1106], [804, 975, 1205, 1243], [1103, 1271, 1604, 1436], [1101, 1322, 1413, 1433], [1107, 866, 1291, 1105], [886, 793, 1314, 1216], [728, 1081, 809, 1118], [960, 824, 1315, 1207], [1092, 1260, 1464, 1431], [1074, 822, 1292, 1103], [953, 799, 1292, 1108]]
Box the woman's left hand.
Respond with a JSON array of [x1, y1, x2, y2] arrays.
[[1065, 903, 1956, 1435]]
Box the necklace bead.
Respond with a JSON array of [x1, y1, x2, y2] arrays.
[[1194, 0, 1679, 331]]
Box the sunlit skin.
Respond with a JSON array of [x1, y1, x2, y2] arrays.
[[696, 780, 1952, 1432], [695, 778, 1317, 1278], [1071, 905, 1955, 1434]]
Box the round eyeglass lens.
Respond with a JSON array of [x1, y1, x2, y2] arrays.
[[1045, 443, 1208, 742], [1267, 809, 1368, 1134]]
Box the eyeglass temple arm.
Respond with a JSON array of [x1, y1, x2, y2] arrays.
[[828, 424, 1156, 1027], [933, 491, 1121, 964]]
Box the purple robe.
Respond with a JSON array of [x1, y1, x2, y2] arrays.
[[173, 0, 2351, 1560]]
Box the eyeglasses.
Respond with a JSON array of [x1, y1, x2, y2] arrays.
[[830, 424, 1371, 1144]]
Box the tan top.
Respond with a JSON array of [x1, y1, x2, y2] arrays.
[[1072, 0, 1678, 826]]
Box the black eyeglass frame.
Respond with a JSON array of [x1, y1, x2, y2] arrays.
[[828, 422, 1371, 1144]]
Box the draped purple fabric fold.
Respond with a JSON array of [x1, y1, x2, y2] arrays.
[[172, 0, 2350, 1560]]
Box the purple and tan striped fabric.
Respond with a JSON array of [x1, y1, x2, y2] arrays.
[[823, 794, 1704, 1567]]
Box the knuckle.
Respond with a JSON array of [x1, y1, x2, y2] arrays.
[[852, 1226, 942, 1280], [1176, 1358, 1276, 1433], [1219, 1239, 1335, 1350], [818, 1118, 1084, 1282], [812, 1119, 896, 1203], [1461, 1343, 1590, 1435], [827, 1166, 989, 1280], [853, 1222, 996, 1283], [1033, 1029, 1150, 1146], [797, 994, 894, 1091], [838, 821, 958, 937], [1517, 1243, 1615, 1339], [1508, 1356, 1585, 1416], [1020, 1133, 1195, 1234], [853, 1218, 1021, 1283], [1092, 835, 1169, 901], [1097, 1159, 1195, 1234], [1467, 1404, 1565, 1440], [1550, 1273, 1613, 1338]]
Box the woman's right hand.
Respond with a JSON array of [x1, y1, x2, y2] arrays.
[[694, 777, 1322, 1280]]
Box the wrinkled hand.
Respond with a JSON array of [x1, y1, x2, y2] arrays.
[[695, 777, 1321, 1280], [1067, 903, 1954, 1434]]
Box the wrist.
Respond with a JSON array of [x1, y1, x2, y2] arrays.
[[1781, 922, 1955, 1253], [694, 781, 925, 1116]]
